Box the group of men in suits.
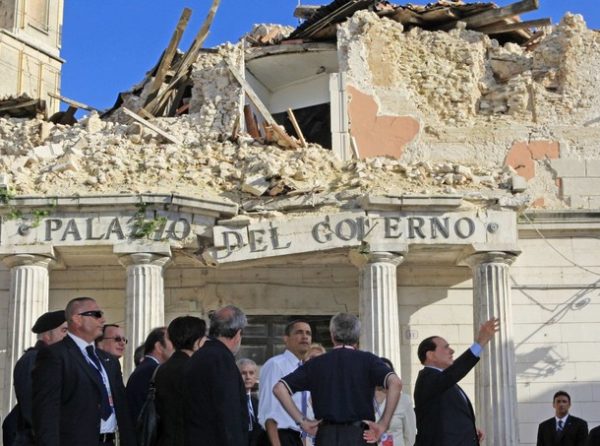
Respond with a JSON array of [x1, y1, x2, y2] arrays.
[[5, 296, 598, 446]]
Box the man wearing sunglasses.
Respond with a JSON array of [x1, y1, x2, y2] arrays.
[[32, 297, 135, 446], [96, 324, 128, 359]]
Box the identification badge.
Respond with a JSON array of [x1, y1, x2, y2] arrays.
[[380, 433, 394, 446]]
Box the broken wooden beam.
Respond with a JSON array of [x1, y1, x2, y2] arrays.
[[459, 0, 539, 29], [477, 17, 551, 34], [287, 108, 307, 148], [48, 92, 96, 111], [143, 0, 221, 116], [146, 8, 192, 102], [294, 5, 321, 20], [226, 61, 276, 127], [122, 107, 182, 145], [244, 105, 261, 139]]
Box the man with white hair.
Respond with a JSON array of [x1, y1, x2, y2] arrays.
[[184, 305, 248, 446]]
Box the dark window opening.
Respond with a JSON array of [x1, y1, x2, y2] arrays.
[[273, 103, 332, 150], [238, 315, 334, 366]]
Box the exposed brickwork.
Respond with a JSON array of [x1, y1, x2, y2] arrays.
[[505, 141, 560, 181], [347, 85, 420, 159]]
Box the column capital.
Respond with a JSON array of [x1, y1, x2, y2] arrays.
[[349, 249, 405, 269], [1, 253, 55, 269], [118, 252, 171, 268], [462, 251, 519, 269]]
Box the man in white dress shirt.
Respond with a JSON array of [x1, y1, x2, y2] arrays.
[[259, 320, 313, 446]]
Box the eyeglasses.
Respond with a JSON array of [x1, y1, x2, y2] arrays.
[[103, 336, 128, 344], [78, 310, 104, 319]]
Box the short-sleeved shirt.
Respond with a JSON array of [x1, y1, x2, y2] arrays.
[[280, 348, 394, 423]]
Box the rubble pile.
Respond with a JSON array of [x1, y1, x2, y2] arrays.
[[0, 113, 529, 205], [2, 0, 597, 212]]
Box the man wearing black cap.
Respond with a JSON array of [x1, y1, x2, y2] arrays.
[[10, 310, 67, 446]]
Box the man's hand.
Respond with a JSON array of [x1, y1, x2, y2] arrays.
[[477, 428, 485, 442], [362, 420, 385, 444], [299, 419, 321, 437], [476, 318, 499, 347]]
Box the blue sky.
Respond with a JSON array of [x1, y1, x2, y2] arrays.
[[61, 0, 599, 111]]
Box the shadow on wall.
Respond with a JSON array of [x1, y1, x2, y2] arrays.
[[515, 346, 566, 380], [512, 277, 596, 348]]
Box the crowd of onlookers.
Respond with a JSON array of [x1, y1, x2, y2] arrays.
[[2, 297, 599, 446]]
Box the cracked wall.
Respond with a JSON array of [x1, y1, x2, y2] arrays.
[[337, 10, 600, 209]]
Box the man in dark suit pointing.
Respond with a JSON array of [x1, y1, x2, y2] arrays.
[[414, 318, 499, 446], [32, 297, 135, 446], [537, 391, 588, 446]]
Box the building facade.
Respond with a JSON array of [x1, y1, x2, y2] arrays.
[[1, 3, 600, 446], [0, 0, 63, 114]]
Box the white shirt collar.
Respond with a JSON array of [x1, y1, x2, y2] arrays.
[[68, 332, 94, 350], [556, 414, 569, 423], [425, 364, 444, 372], [282, 349, 303, 365]]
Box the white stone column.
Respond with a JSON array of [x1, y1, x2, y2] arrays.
[[353, 251, 404, 372], [465, 251, 519, 446], [1, 253, 54, 412], [118, 252, 171, 375]]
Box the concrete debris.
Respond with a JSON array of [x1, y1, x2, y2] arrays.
[[242, 175, 271, 196], [0, 114, 529, 202], [245, 24, 295, 46], [1, 2, 596, 213]]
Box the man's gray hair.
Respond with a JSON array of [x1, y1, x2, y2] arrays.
[[236, 358, 257, 369], [330, 313, 361, 345], [209, 305, 247, 339]]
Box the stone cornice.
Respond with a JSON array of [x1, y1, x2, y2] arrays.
[[358, 194, 464, 211], [0, 193, 239, 218], [518, 210, 600, 237]]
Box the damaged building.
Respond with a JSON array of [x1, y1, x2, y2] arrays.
[[1, 0, 600, 444]]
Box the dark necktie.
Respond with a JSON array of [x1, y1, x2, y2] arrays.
[[85, 345, 113, 421], [247, 394, 254, 431], [557, 419, 564, 433]]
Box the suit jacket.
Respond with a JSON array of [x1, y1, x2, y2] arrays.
[[155, 350, 189, 446], [248, 395, 269, 446], [537, 415, 588, 446], [414, 349, 480, 446], [31, 335, 135, 446], [183, 338, 248, 446], [586, 426, 600, 446], [126, 356, 159, 424], [12, 342, 44, 446]]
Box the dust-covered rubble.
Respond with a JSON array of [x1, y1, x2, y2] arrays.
[[0, 114, 531, 210]]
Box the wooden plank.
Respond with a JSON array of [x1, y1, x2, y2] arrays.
[[225, 61, 277, 127], [244, 105, 261, 139], [287, 108, 307, 147], [460, 0, 539, 28], [390, 8, 425, 26], [144, 0, 221, 116], [294, 5, 320, 19], [270, 124, 298, 149], [477, 18, 551, 34], [48, 92, 96, 111], [418, 7, 458, 23], [0, 99, 38, 112], [122, 107, 182, 145], [146, 8, 192, 101], [295, 0, 372, 39]]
